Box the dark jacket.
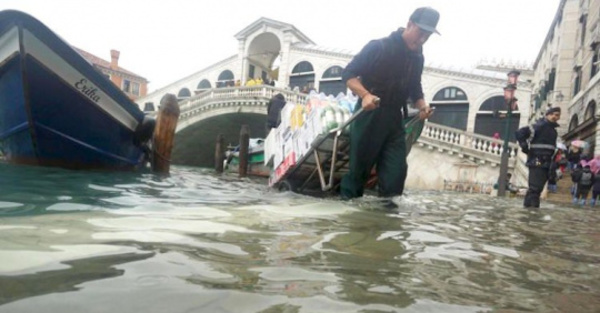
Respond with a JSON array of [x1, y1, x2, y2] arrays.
[[572, 166, 583, 183], [515, 118, 559, 168], [576, 167, 594, 189], [567, 149, 582, 164], [267, 93, 286, 128], [593, 173, 600, 192], [342, 28, 424, 121]]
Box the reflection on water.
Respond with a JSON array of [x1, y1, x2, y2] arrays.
[[0, 163, 599, 312]]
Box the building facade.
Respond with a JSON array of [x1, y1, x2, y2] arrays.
[[532, 0, 600, 156], [75, 48, 148, 101]]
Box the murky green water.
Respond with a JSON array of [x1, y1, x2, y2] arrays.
[[0, 163, 599, 312]]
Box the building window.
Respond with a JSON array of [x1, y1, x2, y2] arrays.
[[432, 87, 468, 101], [131, 82, 140, 96], [322, 66, 344, 79], [122, 79, 131, 93], [592, 43, 600, 77], [584, 101, 596, 120], [580, 14, 587, 47], [249, 65, 255, 79], [574, 67, 582, 96], [292, 61, 314, 74]]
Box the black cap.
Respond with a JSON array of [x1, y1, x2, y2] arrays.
[[546, 107, 561, 115], [410, 7, 440, 35]]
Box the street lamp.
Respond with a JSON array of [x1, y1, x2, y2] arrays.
[[497, 70, 520, 197]]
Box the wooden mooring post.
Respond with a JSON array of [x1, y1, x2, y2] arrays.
[[215, 133, 225, 173], [238, 125, 250, 177], [151, 94, 180, 174]]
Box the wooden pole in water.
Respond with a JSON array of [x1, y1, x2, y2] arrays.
[[215, 133, 225, 173], [152, 94, 180, 174], [239, 125, 250, 177]]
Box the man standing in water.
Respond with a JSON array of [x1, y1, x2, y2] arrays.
[[515, 107, 561, 208], [340, 7, 438, 199]]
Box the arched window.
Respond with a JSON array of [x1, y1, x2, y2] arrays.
[[178, 88, 191, 98], [292, 61, 314, 74], [428, 86, 469, 130], [218, 70, 234, 81], [197, 79, 211, 89], [143, 102, 155, 112], [217, 70, 234, 88], [569, 115, 579, 132], [290, 61, 315, 92], [584, 100, 596, 120], [322, 66, 343, 79], [319, 65, 345, 96], [478, 96, 519, 111], [432, 87, 468, 101]]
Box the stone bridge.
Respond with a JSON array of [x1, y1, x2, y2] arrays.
[[174, 85, 307, 133], [164, 85, 524, 190]]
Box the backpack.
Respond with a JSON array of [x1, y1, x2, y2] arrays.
[[580, 172, 593, 187]]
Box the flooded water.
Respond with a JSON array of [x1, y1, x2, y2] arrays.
[[0, 163, 599, 313]]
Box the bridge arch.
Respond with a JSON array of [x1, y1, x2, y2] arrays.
[[246, 32, 281, 81], [176, 101, 269, 133]]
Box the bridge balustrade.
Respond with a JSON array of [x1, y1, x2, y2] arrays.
[[178, 86, 308, 114], [420, 122, 519, 166], [170, 86, 522, 171]]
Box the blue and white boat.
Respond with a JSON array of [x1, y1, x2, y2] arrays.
[[0, 10, 155, 170]]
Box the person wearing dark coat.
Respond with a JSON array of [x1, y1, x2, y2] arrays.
[[340, 7, 439, 199], [515, 106, 561, 208], [574, 165, 594, 205], [567, 147, 582, 171], [266, 93, 286, 129], [590, 169, 600, 206]]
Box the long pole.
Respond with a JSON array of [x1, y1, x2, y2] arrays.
[[497, 104, 512, 197]]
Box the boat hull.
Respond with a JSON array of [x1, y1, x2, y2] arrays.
[[0, 11, 150, 170]]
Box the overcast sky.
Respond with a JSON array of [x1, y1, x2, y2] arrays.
[[4, 0, 560, 92]]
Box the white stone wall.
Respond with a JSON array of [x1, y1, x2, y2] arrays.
[[406, 144, 501, 191]]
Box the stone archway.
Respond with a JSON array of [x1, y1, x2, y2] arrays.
[[246, 33, 281, 83]]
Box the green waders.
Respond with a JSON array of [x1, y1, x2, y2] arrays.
[[340, 105, 407, 199]]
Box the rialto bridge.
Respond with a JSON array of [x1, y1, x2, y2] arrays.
[[136, 17, 532, 190]]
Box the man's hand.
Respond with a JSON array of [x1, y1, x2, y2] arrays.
[[418, 106, 433, 120], [361, 93, 380, 111]]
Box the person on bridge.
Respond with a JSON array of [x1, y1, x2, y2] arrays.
[[515, 106, 561, 209], [340, 7, 438, 199], [266, 93, 286, 129]]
